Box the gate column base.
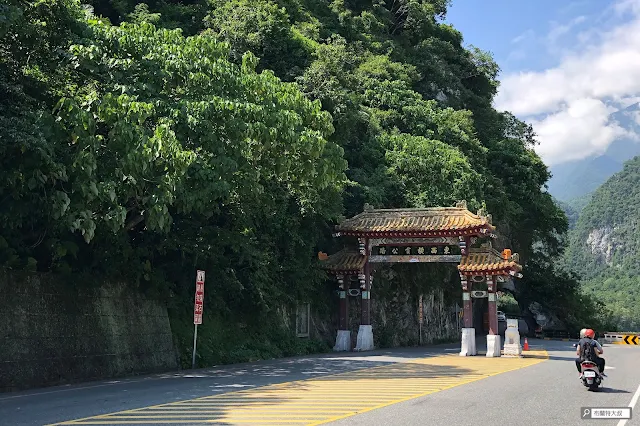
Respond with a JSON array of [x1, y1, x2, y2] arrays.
[[354, 325, 374, 351], [333, 330, 351, 352], [503, 343, 522, 357], [460, 328, 477, 356], [486, 334, 501, 357], [503, 319, 522, 357]]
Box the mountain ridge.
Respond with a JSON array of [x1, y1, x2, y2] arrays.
[[563, 154, 640, 330], [548, 102, 640, 201]]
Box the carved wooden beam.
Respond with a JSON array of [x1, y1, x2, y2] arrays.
[[368, 254, 462, 263]]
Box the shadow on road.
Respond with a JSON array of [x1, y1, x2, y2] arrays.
[[83, 391, 296, 425], [84, 361, 478, 424], [315, 362, 476, 380], [162, 345, 460, 382], [599, 387, 630, 394], [0, 344, 473, 425], [550, 355, 578, 361]]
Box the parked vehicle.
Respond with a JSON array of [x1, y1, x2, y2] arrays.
[[534, 325, 543, 338], [497, 311, 506, 322]]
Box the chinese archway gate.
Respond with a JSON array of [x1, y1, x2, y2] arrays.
[[319, 201, 522, 357]]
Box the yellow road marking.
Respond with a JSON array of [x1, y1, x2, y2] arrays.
[[114, 407, 354, 417], [99, 414, 336, 422], [50, 350, 548, 425], [155, 404, 378, 407], [51, 422, 309, 425]]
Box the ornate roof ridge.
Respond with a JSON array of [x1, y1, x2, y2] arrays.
[[335, 202, 495, 235], [348, 207, 485, 217], [468, 246, 501, 256], [358, 206, 476, 212]]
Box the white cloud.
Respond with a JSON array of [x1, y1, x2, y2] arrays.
[[511, 29, 534, 44], [615, 96, 640, 108], [505, 49, 526, 62], [545, 15, 587, 58], [615, 0, 640, 14], [547, 15, 586, 46], [494, 0, 640, 165], [531, 98, 631, 163], [559, 1, 591, 15]]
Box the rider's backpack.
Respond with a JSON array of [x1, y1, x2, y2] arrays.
[[580, 338, 596, 361]]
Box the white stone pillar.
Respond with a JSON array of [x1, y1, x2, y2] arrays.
[[354, 325, 374, 351], [486, 334, 501, 357], [333, 330, 351, 352], [460, 327, 477, 356]]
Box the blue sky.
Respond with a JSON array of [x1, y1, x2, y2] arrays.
[[445, 0, 606, 74], [443, 0, 640, 166]]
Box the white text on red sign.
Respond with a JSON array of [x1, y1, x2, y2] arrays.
[[194, 270, 205, 325]]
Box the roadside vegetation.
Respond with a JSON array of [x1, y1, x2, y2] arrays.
[[0, 0, 612, 365]]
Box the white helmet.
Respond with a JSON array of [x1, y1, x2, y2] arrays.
[[580, 328, 587, 338]]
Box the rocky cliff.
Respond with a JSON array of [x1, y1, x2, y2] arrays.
[[564, 155, 640, 330]]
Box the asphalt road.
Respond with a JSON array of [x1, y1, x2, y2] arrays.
[[1, 339, 639, 426], [0, 343, 463, 425], [330, 340, 640, 426]]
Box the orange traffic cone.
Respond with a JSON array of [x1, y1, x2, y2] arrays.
[[523, 337, 530, 351]]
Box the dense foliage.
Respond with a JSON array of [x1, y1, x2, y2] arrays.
[[1, 0, 608, 363], [564, 156, 640, 331]]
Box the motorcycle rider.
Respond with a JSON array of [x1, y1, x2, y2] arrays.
[[575, 328, 606, 377], [573, 328, 587, 350]]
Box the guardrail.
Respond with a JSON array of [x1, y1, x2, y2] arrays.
[[603, 332, 640, 345], [537, 330, 576, 340]]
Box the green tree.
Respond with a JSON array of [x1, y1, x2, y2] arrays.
[[563, 156, 640, 330], [204, 0, 314, 80], [382, 132, 484, 209], [0, 0, 88, 269], [1, 0, 611, 362]]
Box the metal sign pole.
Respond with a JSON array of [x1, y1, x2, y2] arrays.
[[192, 270, 205, 370], [192, 324, 198, 369], [418, 294, 423, 345]]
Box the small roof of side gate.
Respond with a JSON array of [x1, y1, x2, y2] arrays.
[[458, 245, 522, 276], [318, 249, 366, 275]]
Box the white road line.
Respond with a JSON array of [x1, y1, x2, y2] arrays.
[[0, 382, 134, 401], [616, 382, 640, 426]]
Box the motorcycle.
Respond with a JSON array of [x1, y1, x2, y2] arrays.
[[572, 344, 604, 391], [580, 360, 604, 391]]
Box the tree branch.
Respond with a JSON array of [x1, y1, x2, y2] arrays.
[[125, 213, 145, 230]]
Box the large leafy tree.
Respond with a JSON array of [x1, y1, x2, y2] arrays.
[[0, 0, 88, 268], [1, 0, 608, 361], [202, 0, 595, 332], [55, 20, 345, 240], [2, 4, 347, 285]]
